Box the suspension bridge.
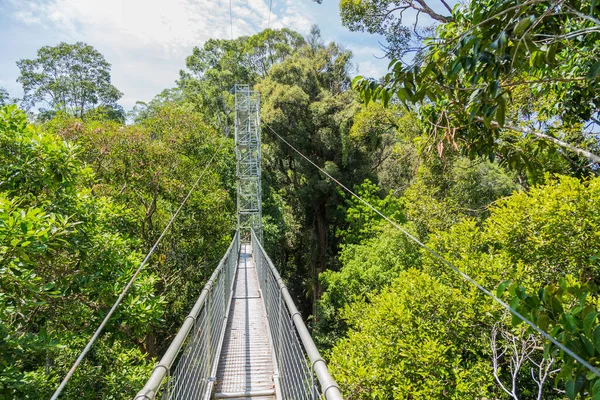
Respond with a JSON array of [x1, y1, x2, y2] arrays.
[[133, 85, 342, 400], [50, 84, 600, 400]]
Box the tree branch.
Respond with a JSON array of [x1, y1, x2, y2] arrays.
[[413, 0, 453, 22], [479, 118, 600, 164]]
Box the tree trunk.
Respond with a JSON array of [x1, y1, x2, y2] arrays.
[[143, 333, 158, 358], [312, 202, 327, 321]]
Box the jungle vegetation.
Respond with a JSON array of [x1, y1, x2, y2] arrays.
[[1, 0, 600, 398]]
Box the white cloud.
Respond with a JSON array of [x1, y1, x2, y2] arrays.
[[275, 1, 314, 33], [11, 0, 236, 52], [1, 0, 386, 108], [357, 60, 387, 79], [5, 0, 286, 108], [344, 44, 388, 78]]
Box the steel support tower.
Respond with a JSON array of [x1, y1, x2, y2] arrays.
[[234, 84, 262, 242]]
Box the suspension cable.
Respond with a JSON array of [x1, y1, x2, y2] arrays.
[[50, 136, 229, 400], [268, 0, 274, 29], [229, 0, 234, 40], [263, 121, 600, 378]]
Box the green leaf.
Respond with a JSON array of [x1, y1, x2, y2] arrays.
[[496, 96, 506, 127], [566, 379, 575, 400], [512, 312, 524, 326], [497, 280, 512, 297], [490, 81, 500, 98], [551, 296, 564, 315], [563, 313, 578, 332], [514, 17, 532, 35], [396, 88, 408, 102], [559, 277, 568, 292], [593, 325, 600, 352], [546, 44, 557, 64], [587, 62, 600, 80], [592, 379, 600, 399], [538, 313, 550, 331], [583, 335, 595, 356], [584, 312, 598, 335], [449, 59, 462, 77], [382, 90, 391, 107], [351, 75, 364, 88], [515, 285, 527, 300]]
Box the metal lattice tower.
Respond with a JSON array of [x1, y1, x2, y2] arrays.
[[234, 84, 262, 242]]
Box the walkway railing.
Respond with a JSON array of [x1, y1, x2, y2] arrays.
[[251, 230, 343, 400], [135, 231, 240, 400]]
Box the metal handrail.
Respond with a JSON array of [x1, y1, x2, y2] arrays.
[[134, 231, 239, 400], [251, 230, 343, 400]]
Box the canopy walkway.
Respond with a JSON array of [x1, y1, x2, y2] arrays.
[[134, 85, 342, 400]]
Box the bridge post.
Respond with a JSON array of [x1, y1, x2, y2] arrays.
[[206, 289, 213, 372], [234, 84, 262, 242]]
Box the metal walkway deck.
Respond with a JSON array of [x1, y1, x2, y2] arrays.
[[214, 243, 276, 399]]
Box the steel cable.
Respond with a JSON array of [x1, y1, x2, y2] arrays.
[[268, 0, 274, 29], [263, 121, 600, 378]]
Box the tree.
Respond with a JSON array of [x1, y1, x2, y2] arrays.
[[0, 87, 11, 105], [328, 269, 495, 399], [129, 88, 184, 123], [0, 105, 158, 398], [318, 219, 421, 346], [422, 175, 600, 397], [490, 325, 559, 400], [44, 102, 236, 358], [352, 0, 600, 167], [324, 174, 600, 398], [314, 0, 454, 58], [17, 42, 122, 118], [257, 37, 377, 315], [178, 29, 305, 131], [336, 0, 453, 58]]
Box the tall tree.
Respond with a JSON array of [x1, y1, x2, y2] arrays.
[[258, 36, 377, 315], [0, 105, 158, 398], [17, 42, 123, 118], [178, 29, 305, 130]]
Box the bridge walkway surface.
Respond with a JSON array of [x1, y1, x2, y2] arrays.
[[213, 243, 277, 400]]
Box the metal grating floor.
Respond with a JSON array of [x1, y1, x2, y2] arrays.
[[214, 244, 276, 399]]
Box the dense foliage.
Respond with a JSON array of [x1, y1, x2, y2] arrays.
[[4, 5, 600, 397], [325, 175, 600, 399], [0, 97, 234, 398], [0, 105, 157, 397], [352, 0, 600, 169]]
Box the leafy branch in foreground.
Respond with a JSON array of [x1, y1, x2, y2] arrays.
[[353, 0, 600, 167]]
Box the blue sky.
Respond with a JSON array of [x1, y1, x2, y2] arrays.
[[0, 0, 399, 111]]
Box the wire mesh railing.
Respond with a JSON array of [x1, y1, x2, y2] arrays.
[[251, 230, 343, 400], [135, 231, 239, 400]]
